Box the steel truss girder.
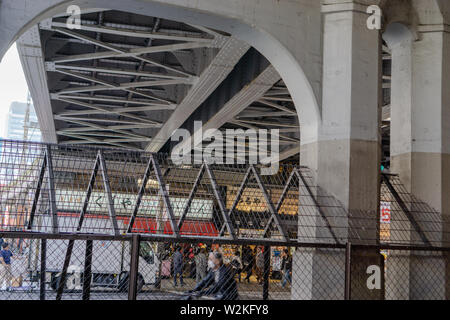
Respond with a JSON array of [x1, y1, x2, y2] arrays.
[[55, 97, 163, 125], [50, 21, 215, 43], [51, 27, 193, 77], [54, 69, 172, 104]]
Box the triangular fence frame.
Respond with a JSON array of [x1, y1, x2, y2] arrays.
[[126, 154, 180, 237], [174, 162, 237, 240], [27, 145, 59, 234], [261, 168, 341, 244], [222, 164, 289, 242], [76, 150, 119, 236]]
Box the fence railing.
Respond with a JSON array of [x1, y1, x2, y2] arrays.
[[0, 140, 449, 300], [0, 232, 449, 300]]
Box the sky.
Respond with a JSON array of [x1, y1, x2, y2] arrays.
[[0, 43, 30, 138]]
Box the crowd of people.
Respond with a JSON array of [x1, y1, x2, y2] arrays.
[[161, 244, 293, 300]]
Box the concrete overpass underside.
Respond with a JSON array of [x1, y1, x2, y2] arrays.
[[16, 9, 300, 163]]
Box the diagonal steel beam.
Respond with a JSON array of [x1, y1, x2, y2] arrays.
[[51, 63, 193, 82], [27, 152, 47, 230], [230, 119, 299, 147], [46, 145, 59, 234], [56, 98, 159, 124], [174, 66, 281, 156], [219, 166, 253, 237], [250, 165, 288, 242], [55, 97, 162, 125], [55, 115, 161, 126], [257, 99, 297, 114], [77, 152, 101, 232], [52, 27, 193, 77], [51, 21, 215, 43], [56, 79, 187, 95], [51, 93, 172, 107], [263, 169, 298, 237], [54, 69, 172, 104], [146, 38, 250, 152], [381, 174, 431, 246], [177, 164, 206, 231], [236, 119, 299, 128], [57, 104, 176, 117], [56, 239, 74, 300], [151, 155, 180, 238], [126, 19, 160, 106], [98, 151, 120, 236], [205, 164, 236, 240], [126, 157, 154, 233], [296, 169, 340, 244], [58, 125, 151, 141]]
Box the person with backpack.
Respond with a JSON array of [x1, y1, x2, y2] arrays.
[[230, 250, 243, 283]]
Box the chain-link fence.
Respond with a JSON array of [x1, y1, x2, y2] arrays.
[[0, 140, 449, 300], [0, 234, 448, 300]]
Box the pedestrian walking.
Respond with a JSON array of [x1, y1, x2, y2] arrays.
[[281, 249, 292, 288], [0, 243, 13, 291], [172, 246, 184, 287], [255, 247, 264, 284], [194, 248, 208, 284], [230, 250, 243, 283]]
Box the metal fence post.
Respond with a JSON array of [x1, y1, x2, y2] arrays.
[[40, 239, 46, 300], [82, 240, 93, 301], [128, 234, 140, 300], [344, 242, 352, 300], [263, 245, 270, 300]]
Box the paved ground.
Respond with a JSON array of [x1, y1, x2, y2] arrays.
[[0, 277, 292, 300], [0, 291, 181, 300], [1, 247, 293, 301]]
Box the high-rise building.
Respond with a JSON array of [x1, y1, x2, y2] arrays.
[[0, 100, 42, 186], [3, 101, 41, 142]]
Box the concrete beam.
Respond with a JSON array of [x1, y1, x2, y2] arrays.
[[17, 25, 57, 143], [146, 37, 250, 152], [173, 65, 281, 155]]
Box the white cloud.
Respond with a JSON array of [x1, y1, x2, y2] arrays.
[[0, 43, 29, 138]]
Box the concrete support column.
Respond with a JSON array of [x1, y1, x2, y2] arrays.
[[384, 23, 450, 300], [294, 0, 382, 300]]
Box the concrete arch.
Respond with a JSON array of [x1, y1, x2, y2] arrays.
[[0, 0, 322, 146]]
